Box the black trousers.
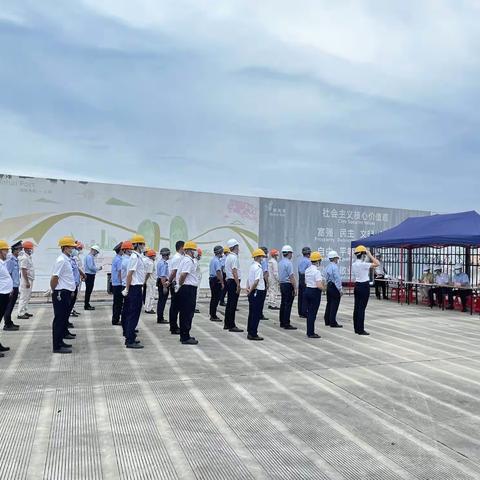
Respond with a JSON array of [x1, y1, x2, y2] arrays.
[[0, 293, 10, 326], [112, 285, 124, 323], [433, 286, 449, 306], [448, 289, 472, 309], [353, 281, 370, 333], [304, 287, 321, 336], [258, 289, 267, 318], [84, 273, 96, 307], [4, 286, 19, 325], [220, 272, 227, 303], [374, 277, 387, 299], [324, 283, 341, 326], [168, 285, 180, 332], [247, 290, 263, 336], [279, 283, 294, 327], [209, 277, 222, 318], [224, 279, 239, 329], [52, 289, 73, 350], [123, 285, 142, 345], [177, 285, 197, 341], [69, 286, 78, 316], [298, 274, 306, 316], [157, 282, 169, 321]]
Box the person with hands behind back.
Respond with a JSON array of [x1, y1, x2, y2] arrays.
[[246, 249, 267, 341]]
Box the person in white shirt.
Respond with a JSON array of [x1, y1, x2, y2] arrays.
[[122, 234, 147, 349], [17, 240, 35, 319], [351, 245, 379, 335], [143, 249, 157, 314], [267, 249, 280, 310], [303, 251, 325, 338], [246, 249, 267, 341], [224, 238, 243, 333], [176, 241, 199, 345], [167, 240, 185, 335], [50, 236, 77, 354], [0, 240, 13, 356], [195, 247, 203, 313]]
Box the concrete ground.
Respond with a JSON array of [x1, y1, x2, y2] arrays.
[[1, 295, 480, 479]]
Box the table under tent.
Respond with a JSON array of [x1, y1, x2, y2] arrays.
[[350, 210, 480, 313]]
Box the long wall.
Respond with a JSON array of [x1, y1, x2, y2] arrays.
[[0, 174, 428, 290]]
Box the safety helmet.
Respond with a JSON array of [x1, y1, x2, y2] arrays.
[[302, 246, 311, 255], [91, 245, 100, 252], [310, 251, 322, 262], [454, 264, 462, 271], [327, 250, 339, 260], [434, 265, 442, 272], [131, 234, 146, 244], [184, 241, 197, 250], [281, 245, 293, 253], [423, 266, 431, 272], [121, 240, 134, 250], [113, 242, 123, 253], [270, 249, 279, 256], [227, 238, 239, 249], [160, 247, 171, 256], [22, 241, 34, 250], [354, 245, 367, 254], [0, 240, 9, 250], [213, 245, 223, 255], [146, 249, 156, 257], [252, 248, 266, 258], [58, 236, 76, 248], [223, 246, 230, 253]]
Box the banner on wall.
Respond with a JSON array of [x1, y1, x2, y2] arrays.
[[0, 175, 259, 290], [258, 198, 429, 279]]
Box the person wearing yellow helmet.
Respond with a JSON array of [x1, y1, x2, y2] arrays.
[[245, 248, 267, 341], [50, 236, 77, 354], [0, 240, 13, 356], [352, 245, 379, 335], [122, 234, 147, 348], [303, 251, 325, 338], [176, 241, 199, 344]]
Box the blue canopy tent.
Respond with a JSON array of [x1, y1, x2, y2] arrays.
[[351, 211, 480, 248]]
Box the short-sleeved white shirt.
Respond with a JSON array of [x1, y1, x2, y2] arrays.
[[305, 265, 324, 288], [128, 251, 146, 286], [52, 253, 76, 291], [169, 252, 184, 274], [248, 262, 265, 291], [176, 255, 198, 287], [0, 259, 13, 294], [225, 252, 241, 280], [19, 252, 35, 280], [352, 260, 371, 283], [143, 256, 155, 275]]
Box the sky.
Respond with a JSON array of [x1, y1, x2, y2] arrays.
[[1, 0, 479, 213]]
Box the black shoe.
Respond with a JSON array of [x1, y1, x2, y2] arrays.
[[0, 343, 10, 352], [144, 310, 156, 314], [247, 334, 264, 341], [462, 308, 468, 313], [3, 324, 19, 331], [268, 306, 280, 310], [84, 306, 95, 311], [61, 343, 72, 348], [210, 317, 222, 322], [383, 297, 388, 300], [283, 325, 297, 330], [358, 331, 370, 336], [67, 322, 74, 328], [66, 330, 76, 337], [53, 347, 72, 354], [70, 311, 79, 317], [64, 334, 76, 340], [299, 315, 307, 319], [229, 327, 244, 333], [134, 329, 139, 333], [181, 338, 199, 345], [171, 328, 180, 335], [260, 316, 268, 320], [157, 319, 169, 324], [0, 352, 4, 357], [308, 334, 321, 338], [17, 314, 30, 320], [219, 302, 226, 307], [195, 309, 200, 313], [112, 321, 120, 325], [126, 342, 144, 349], [72, 310, 80, 316], [26, 313, 33, 317], [330, 324, 343, 328]]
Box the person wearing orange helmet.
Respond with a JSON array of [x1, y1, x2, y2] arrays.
[[143, 249, 157, 314], [17, 240, 35, 319], [119, 241, 133, 331], [0, 240, 13, 356], [267, 249, 280, 310]]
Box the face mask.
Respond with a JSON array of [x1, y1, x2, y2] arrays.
[[71, 249, 78, 257], [193, 251, 198, 259], [455, 269, 461, 274]]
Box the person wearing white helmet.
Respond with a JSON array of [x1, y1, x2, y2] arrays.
[[223, 238, 243, 333], [323, 250, 343, 328], [433, 266, 450, 308], [351, 246, 379, 335], [277, 245, 297, 330], [297, 247, 312, 318], [84, 244, 102, 310], [447, 264, 472, 312]]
